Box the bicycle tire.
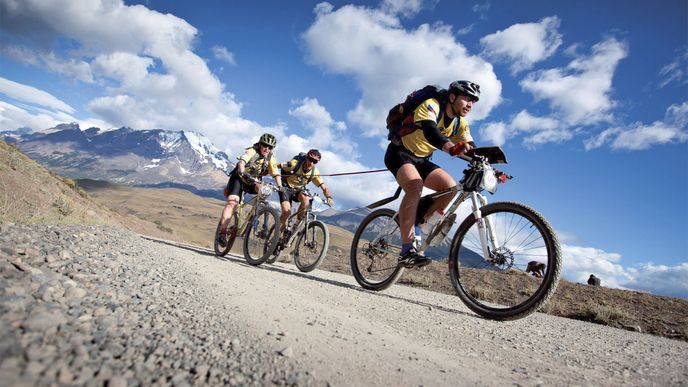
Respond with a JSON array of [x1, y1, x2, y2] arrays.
[[294, 220, 329, 272], [448, 201, 561, 320], [214, 212, 238, 257], [265, 224, 280, 264], [350, 208, 404, 291], [243, 205, 281, 266]]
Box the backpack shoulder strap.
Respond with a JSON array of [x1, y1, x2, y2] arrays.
[[294, 154, 316, 185]]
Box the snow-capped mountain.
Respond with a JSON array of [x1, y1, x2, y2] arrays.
[[1, 123, 233, 198]]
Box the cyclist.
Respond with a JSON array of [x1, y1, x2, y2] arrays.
[[384, 80, 480, 267], [217, 133, 282, 247], [278, 149, 334, 232]]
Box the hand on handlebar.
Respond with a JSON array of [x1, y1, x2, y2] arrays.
[[449, 141, 473, 157], [325, 197, 334, 207]]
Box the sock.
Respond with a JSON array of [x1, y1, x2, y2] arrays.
[[401, 242, 414, 255]]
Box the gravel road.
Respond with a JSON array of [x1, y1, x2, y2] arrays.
[[1, 224, 686, 386]]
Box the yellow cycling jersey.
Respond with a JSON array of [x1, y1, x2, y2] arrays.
[[401, 98, 473, 158], [238, 147, 280, 182], [281, 157, 324, 189]]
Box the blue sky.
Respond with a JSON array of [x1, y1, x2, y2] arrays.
[[1, 0, 686, 297]]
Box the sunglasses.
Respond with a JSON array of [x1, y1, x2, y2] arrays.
[[307, 157, 319, 164], [259, 142, 273, 150]]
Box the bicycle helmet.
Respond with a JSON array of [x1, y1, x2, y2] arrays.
[[307, 149, 321, 160], [259, 133, 277, 147], [449, 80, 480, 101]]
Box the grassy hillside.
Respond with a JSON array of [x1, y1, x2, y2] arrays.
[[0, 140, 172, 239]]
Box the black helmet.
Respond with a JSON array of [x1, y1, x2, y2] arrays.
[[307, 149, 321, 159], [449, 80, 480, 101], [259, 133, 277, 147]]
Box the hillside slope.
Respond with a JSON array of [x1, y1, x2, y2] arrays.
[[0, 140, 167, 239]]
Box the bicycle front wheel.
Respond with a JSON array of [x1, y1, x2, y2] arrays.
[[214, 212, 238, 257], [243, 205, 281, 266], [294, 220, 329, 272], [350, 208, 404, 291], [448, 201, 561, 320]]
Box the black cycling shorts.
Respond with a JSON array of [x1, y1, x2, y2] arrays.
[[384, 142, 440, 181], [278, 186, 303, 203], [226, 169, 257, 199]]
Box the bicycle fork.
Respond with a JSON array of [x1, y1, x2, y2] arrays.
[[469, 192, 500, 261]]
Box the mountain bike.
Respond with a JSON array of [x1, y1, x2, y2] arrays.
[[214, 177, 281, 266], [350, 146, 561, 321], [267, 188, 330, 272]]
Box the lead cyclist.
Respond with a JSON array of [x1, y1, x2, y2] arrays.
[[384, 80, 481, 267]]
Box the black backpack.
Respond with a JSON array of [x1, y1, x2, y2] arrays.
[[386, 85, 447, 144], [282, 152, 316, 186]]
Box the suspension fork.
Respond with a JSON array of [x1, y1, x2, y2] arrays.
[[469, 192, 500, 260]]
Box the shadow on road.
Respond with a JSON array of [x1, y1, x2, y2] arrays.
[[144, 235, 478, 320]]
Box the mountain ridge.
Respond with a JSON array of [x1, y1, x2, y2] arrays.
[[1, 123, 232, 199]]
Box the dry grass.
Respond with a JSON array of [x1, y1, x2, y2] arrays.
[[0, 139, 174, 239]]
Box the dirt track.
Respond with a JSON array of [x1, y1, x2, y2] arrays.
[[152, 237, 687, 386], [3, 223, 686, 386]]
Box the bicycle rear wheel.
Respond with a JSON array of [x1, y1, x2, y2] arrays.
[[350, 208, 404, 291], [243, 206, 281, 266], [448, 201, 561, 320], [294, 220, 329, 272], [214, 212, 238, 257]]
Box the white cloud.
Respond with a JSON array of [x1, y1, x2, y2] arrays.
[[472, 1, 490, 20], [0, 0, 271, 157], [585, 102, 688, 150], [520, 37, 628, 126], [622, 263, 688, 299], [288, 97, 356, 157], [274, 133, 397, 211], [302, 2, 501, 139], [659, 46, 688, 88], [479, 110, 568, 148], [212, 45, 237, 66], [480, 16, 562, 74], [560, 244, 688, 298], [0, 77, 75, 113], [380, 0, 428, 18], [280, 97, 398, 209], [0, 100, 71, 131]]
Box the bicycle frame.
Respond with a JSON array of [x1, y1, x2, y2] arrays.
[[233, 184, 278, 235], [282, 191, 319, 247]]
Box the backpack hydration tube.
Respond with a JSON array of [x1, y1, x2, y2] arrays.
[[386, 85, 446, 144]]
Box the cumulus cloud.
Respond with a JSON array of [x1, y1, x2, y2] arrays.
[[520, 37, 628, 126], [0, 0, 273, 157], [622, 263, 688, 299], [480, 16, 562, 74], [212, 45, 237, 66], [288, 97, 356, 157], [584, 102, 688, 150], [479, 110, 569, 148], [302, 2, 501, 139]]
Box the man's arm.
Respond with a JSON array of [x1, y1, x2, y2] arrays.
[[319, 183, 334, 207]]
